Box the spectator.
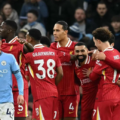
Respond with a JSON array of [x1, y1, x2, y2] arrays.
[[46, 0, 74, 35], [20, 0, 48, 26], [111, 15, 120, 52], [18, 29, 28, 39], [22, 9, 46, 36], [74, 8, 96, 35], [0, 13, 6, 25], [93, 1, 111, 28], [68, 25, 80, 41], [40, 36, 51, 47], [0, 3, 19, 27]]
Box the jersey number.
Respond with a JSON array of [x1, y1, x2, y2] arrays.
[[112, 69, 117, 83], [34, 59, 55, 79]]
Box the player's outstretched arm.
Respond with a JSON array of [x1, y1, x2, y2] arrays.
[[11, 55, 24, 105], [55, 66, 63, 85], [89, 50, 120, 71]]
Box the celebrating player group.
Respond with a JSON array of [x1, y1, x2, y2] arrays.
[[0, 20, 120, 120]]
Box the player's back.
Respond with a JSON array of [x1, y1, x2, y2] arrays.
[[26, 44, 60, 100], [51, 40, 79, 95], [94, 48, 120, 101]]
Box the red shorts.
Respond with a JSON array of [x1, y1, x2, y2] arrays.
[[34, 97, 59, 120], [13, 89, 28, 117], [59, 94, 80, 118], [81, 109, 93, 120], [92, 100, 120, 120]]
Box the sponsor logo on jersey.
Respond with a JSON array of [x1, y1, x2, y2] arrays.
[[17, 112, 23, 114], [1, 61, 6, 66], [113, 55, 120, 60]]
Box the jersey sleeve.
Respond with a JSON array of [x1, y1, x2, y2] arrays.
[[105, 51, 120, 71], [56, 54, 61, 68], [89, 60, 107, 81], [57, 51, 71, 63]]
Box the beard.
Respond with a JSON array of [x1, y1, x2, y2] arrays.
[[77, 55, 87, 65]]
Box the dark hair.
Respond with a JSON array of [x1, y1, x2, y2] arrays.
[[92, 27, 112, 42], [4, 20, 17, 31], [28, 29, 41, 41], [40, 36, 50, 47], [56, 21, 68, 30], [97, 1, 107, 7], [27, 9, 38, 18], [2, 2, 12, 9], [111, 15, 120, 22], [109, 34, 115, 44], [75, 42, 87, 48]]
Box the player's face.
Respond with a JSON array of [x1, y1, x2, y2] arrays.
[[74, 45, 88, 62], [53, 24, 67, 42], [26, 34, 32, 43], [0, 22, 9, 38]]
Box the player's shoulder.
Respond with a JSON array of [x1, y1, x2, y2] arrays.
[[50, 42, 57, 48], [44, 46, 57, 54], [2, 52, 15, 60]]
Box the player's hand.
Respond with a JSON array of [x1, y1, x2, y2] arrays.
[[17, 38, 27, 44], [17, 95, 24, 105], [82, 68, 93, 77]]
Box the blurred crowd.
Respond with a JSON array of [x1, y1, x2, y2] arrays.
[[0, 0, 120, 119]]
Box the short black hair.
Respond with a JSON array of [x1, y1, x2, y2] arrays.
[[109, 34, 115, 44], [27, 9, 38, 18], [92, 27, 112, 42], [75, 42, 87, 48], [40, 36, 50, 47], [4, 20, 17, 31], [97, 1, 107, 7], [56, 21, 68, 30], [111, 15, 120, 22], [27, 29, 41, 41]]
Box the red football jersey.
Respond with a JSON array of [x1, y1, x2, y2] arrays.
[[25, 44, 61, 101], [90, 47, 120, 101], [75, 56, 98, 110], [1, 36, 28, 90], [50, 39, 79, 95]]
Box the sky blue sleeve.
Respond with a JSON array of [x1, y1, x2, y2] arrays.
[[11, 55, 24, 95]]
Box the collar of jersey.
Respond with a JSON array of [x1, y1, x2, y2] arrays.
[[9, 36, 18, 43], [103, 47, 113, 52], [57, 38, 72, 48], [34, 44, 44, 48]]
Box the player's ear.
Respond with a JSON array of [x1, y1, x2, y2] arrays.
[[64, 30, 68, 35]]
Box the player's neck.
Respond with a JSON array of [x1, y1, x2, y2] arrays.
[[59, 37, 69, 47], [32, 41, 40, 47], [101, 42, 111, 52], [5, 34, 15, 43]]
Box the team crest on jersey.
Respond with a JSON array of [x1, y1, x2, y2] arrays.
[[9, 45, 13, 51], [70, 51, 73, 55], [1, 61, 6, 66]]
